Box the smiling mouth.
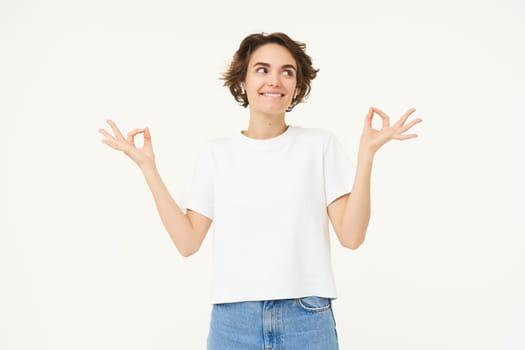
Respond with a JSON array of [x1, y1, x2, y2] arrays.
[[260, 92, 285, 98]]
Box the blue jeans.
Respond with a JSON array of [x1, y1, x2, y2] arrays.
[[207, 296, 339, 349]]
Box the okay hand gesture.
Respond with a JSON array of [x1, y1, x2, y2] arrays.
[[359, 107, 422, 155], [98, 120, 156, 170]]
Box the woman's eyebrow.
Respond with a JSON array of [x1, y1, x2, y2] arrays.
[[253, 62, 297, 71]]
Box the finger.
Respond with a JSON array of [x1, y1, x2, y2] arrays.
[[144, 127, 152, 146], [127, 128, 145, 143], [394, 133, 418, 140], [100, 137, 119, 149], [106, 119, 126, 140], [395, 108, 417, 127], [371, 107, 390, 129], [364, 107, 374, 129], [98, 128, 116, 141], [400, 118, 423, 133], [99, 128, 126, 150]]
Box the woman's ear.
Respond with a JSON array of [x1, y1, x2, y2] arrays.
[[240, 82, 245, 94]]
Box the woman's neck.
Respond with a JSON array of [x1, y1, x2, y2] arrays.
[[242, 111, 288, 140]]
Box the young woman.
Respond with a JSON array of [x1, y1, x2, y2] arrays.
[[99, 32, 421, 349]]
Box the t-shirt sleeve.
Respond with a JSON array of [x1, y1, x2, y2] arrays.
[[180, 143, 214, 220], [323, 132, 355, 207]]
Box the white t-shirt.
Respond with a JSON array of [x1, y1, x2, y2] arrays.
[[181, 125, 355, 304]]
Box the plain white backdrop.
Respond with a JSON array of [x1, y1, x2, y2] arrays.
[[1, 0, 523, 348]]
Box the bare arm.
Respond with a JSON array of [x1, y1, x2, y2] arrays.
[[99, 120, 211, 257], [328, 107, 422, 249], [141, 165, 211, 257]]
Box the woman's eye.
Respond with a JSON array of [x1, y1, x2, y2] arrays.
[[283, 70, 294, 77], [256, 67, 267, 73]]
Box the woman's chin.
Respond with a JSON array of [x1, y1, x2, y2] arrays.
[[250, 102, 291, 116]]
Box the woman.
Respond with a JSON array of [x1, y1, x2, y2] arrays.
[[99, 32, 421, 349]]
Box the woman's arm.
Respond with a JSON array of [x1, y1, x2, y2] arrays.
[[141, 164, 212, 257], [99, 120, 211, 257], [328, 107, 422, 249]]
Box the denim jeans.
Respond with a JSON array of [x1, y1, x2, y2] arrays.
[[207, 296, 339, 349]]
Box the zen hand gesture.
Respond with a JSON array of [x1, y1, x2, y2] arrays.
[[98, 120, 155, 170], [359, 107, 422, 155]]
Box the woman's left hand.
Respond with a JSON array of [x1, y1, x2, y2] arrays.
[[359, 107, 422, 156]]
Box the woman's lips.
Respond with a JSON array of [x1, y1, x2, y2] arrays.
[[260, 92, 285, 98]]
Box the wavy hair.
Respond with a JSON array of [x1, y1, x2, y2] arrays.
[[222, 32, 319, 112]]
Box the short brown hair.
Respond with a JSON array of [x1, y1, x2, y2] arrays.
[[222, 32, 319, 112]]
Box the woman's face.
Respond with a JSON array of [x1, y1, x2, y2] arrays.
[[242, 43, 298, 116]]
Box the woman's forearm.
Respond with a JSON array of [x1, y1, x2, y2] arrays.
[[340, 149, 373, 249], [141, 164, 198, 257]]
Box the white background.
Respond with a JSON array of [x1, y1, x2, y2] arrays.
[[1, 0, 523, 348]]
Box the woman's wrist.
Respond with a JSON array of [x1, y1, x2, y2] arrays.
[[140, 162, 158, 177], [357, 146, 375, 164]]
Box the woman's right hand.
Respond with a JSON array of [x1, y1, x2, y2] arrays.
[[98, 119, 156, 171]]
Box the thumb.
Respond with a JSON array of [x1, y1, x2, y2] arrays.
[[364, 107, 373, 131], [144, 127, 152, 145]]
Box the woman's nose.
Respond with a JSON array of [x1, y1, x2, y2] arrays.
[[267, 72, 281, 87]]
